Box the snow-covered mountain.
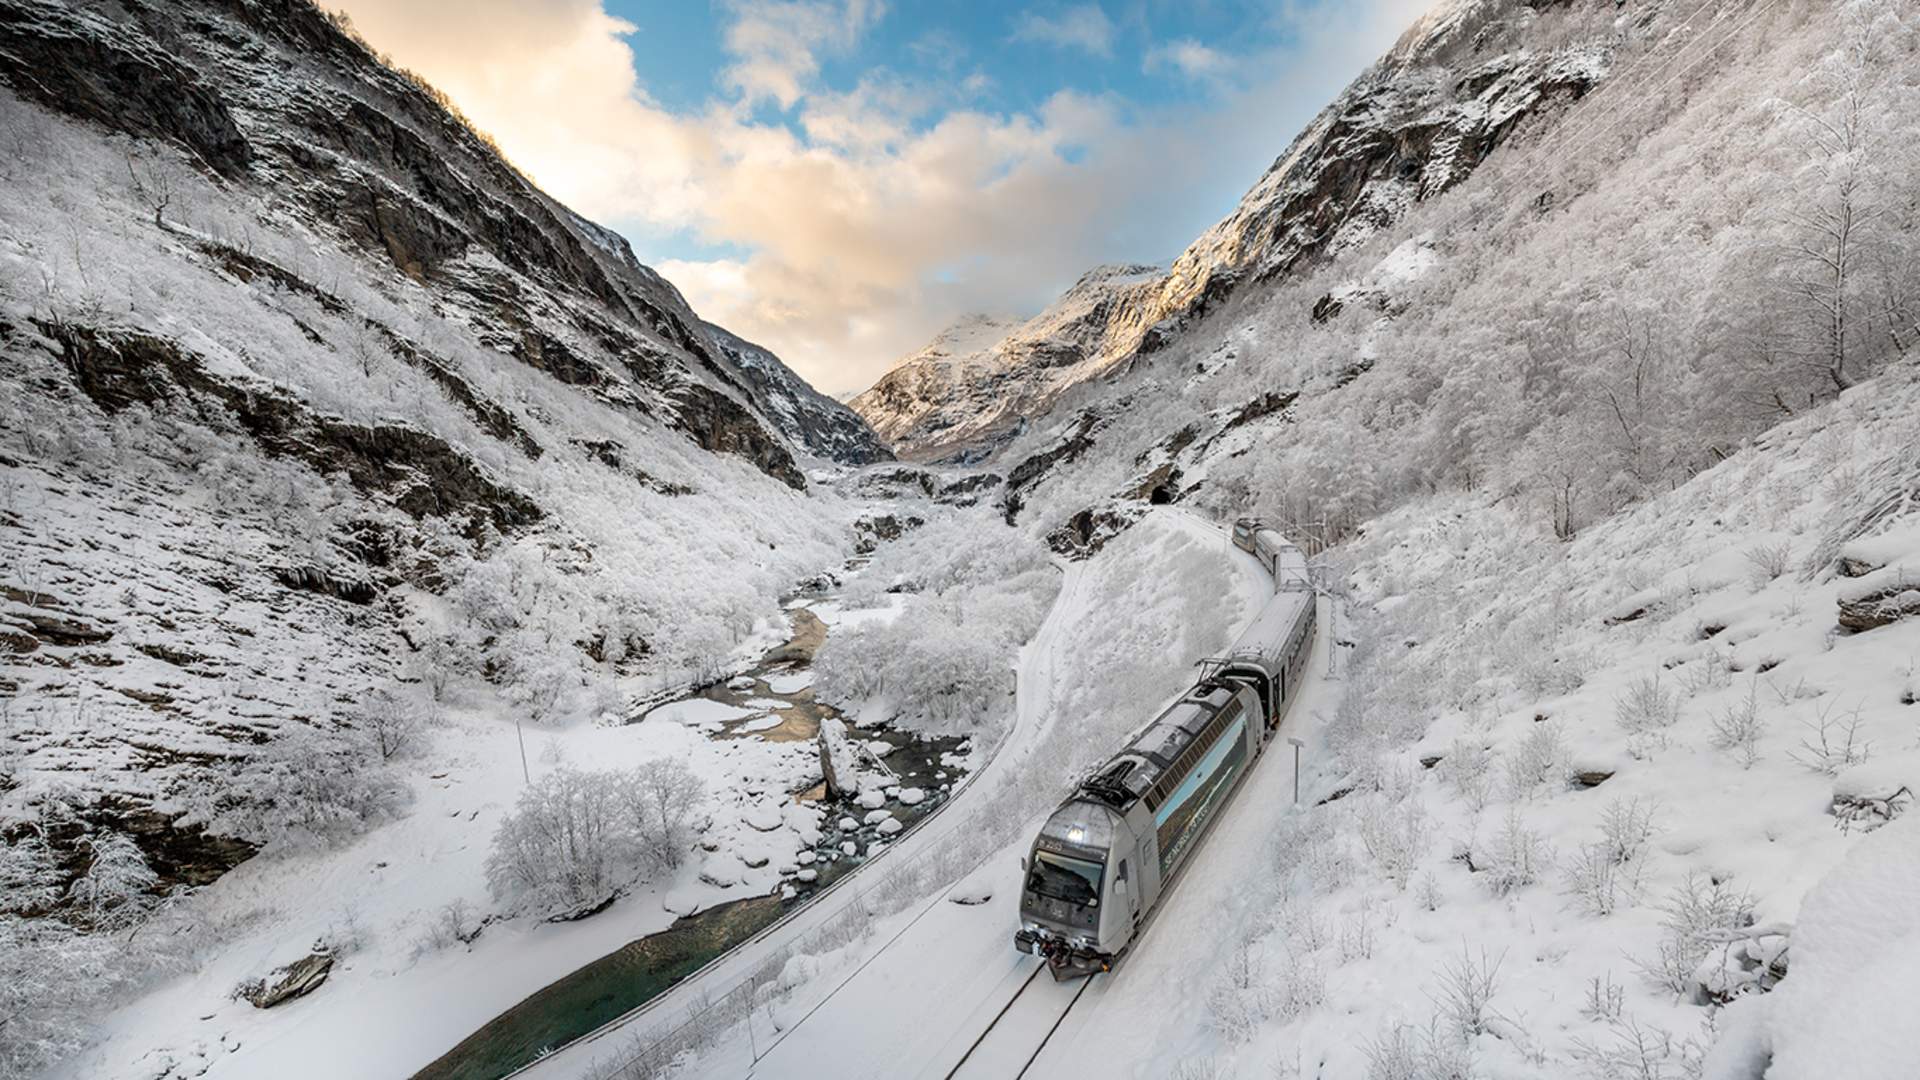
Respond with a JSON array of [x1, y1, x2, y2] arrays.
[[848, 267, 1162, 461], [851, 0, 1614, 461], [0, 1, 875, 1059], [0, 0, 876, 474]]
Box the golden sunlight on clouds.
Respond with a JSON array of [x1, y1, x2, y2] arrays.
[[329, 0, 1428, 395]]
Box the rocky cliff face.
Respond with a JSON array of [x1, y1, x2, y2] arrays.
[[849, 266, 1162, 462], [850, 0, 1618, 461], [0, 0, 877, 473], [704, 322, 892, 466]]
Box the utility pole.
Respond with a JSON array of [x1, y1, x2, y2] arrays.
[[1287, 737, 1305, 805], [515, 716, 530, 785]]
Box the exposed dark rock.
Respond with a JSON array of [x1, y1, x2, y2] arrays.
[[668, 384, 806, 491], [1124, 463, 1184, 506], [1046, 504, 1144, 560], [45, 323, 541, 533], [1002, 409, 1108, 524], [239, 951, 334, 1009], [1838, 579, 1920, 632], [935, 473, 1002, 507], [134, 641, 214, 669], [570, 438, 695, 496], [705, 322, 891, 465], [0, 1, 251, 176], [1837, 556, 1882, 578], [86, 799, 258, 889], [1572, 769, 1615, 789], [853, 514, 925, 555], [7, 608, 113, 648], [273, 564, 379, 605]]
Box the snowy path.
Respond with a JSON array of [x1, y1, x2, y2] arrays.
[[701, 509, 1276, 1080]]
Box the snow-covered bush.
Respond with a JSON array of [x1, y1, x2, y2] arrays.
[[354, 689, 431, 762], [1503, 722, 1569, 801], [1614, 674, 1681, 735], [485, 760, 707, 917], [0, 915, 129, 1077], [1479, 808, 1554, 896], [194, 724, 413, 852], [1435, 739, 1495, 812], [618, 758, 707, 873], [1638, 872, 1756, 998], [1710, 681, 1767, 768], [1790, 700, 1872, 775], [1357, 794, 1430, 890], [66, 833, 159, 931]]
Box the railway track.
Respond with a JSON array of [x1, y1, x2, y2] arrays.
[[938, 963, 1097, 1080]]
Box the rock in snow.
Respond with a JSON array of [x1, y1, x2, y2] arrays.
[[237, 952, 334, 1009]]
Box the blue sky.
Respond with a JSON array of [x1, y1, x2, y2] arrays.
[[339, 0, 1429, 392], [611, 1, 1315, 267]]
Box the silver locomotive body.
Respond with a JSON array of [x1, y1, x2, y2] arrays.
[[1016, 543, 1316, 978]]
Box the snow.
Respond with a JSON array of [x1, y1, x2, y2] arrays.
[[898, 787, 927, 806], [766, 671, 815, 695], [52, 701, 822, 1080], [1762, 815, 1920, 1079], [642, 698, 757, 729]]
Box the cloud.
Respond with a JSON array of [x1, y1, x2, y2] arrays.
[[1011, 4, 1118, 58], [1145, 38, 1231, 81], [720, 0, 883, 110], [330, 0, 1430, 396]]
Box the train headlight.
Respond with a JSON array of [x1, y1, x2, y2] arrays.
[[1066, 825, 1086, 843]]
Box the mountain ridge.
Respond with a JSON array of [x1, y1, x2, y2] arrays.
[[850, 0, 1621, 461]]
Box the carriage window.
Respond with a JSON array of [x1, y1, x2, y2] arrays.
[[1027, 851, 1104, 905]]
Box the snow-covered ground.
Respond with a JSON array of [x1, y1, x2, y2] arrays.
[[44, 589, 871, 1080], [551, 367, 1916, 1080], [525, 507, 1272, 1079]]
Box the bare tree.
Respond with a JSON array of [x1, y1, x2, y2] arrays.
[[124, 153, 178, 230]]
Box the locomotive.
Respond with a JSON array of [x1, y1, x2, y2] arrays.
[[1014, 519, 1316, 978]]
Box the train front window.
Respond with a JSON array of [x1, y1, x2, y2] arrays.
[[1027, 851, 1104, 906]]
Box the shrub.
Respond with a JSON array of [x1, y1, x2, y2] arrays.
[[1503, 723, 1569, 800], [486, 760, 707, 917], [1743, 540, 1793, 588], [1481, 808, 1553, 895], [1710, 681, 1766, 768], [1614, 674, 1681, 734], [195, 724, 412, 851], [1638, 872, 1756, 997]]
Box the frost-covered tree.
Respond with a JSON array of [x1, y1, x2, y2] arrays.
[[66, 833, 158, 931], [618, 758, 707, 873], [193, 725, 412, 852], [485, 760, 707, 917]]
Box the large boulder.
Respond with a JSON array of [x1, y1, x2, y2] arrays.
[[238, 951, 334, 1009]]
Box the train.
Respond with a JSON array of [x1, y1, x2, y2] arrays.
[[1014, 519, 1317, 978]]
